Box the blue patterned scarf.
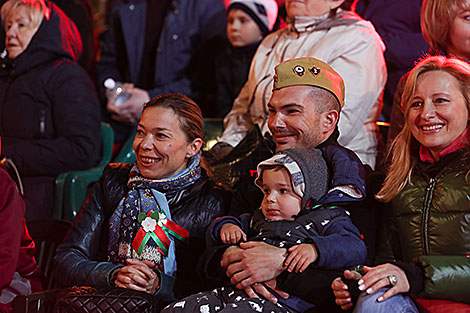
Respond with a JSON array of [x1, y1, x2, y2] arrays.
[[108, 154, 201, 276]]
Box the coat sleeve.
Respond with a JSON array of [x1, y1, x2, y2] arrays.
[[311, 218, 367, 269], [206, 216, 245, 248], [276, 266, 343, 306], [415, 255, 470, 303], [1, 63, 101, 177], [197, 243, 232, 288], [373, 201, 399, 265], [270, 210, 365, 306], [333, 22, 387, 147], [200, 214, 250, 287], [53, 173, 122, 288], [0, 170, 25, 291]]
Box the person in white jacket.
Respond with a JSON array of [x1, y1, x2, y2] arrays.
[[214, 0, 387, 169]]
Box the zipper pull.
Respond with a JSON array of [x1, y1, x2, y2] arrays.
[[426, 178, 434, 191], [39, 109, 46, 134]]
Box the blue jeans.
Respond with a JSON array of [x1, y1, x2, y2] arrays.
[[354, 288, 419, 313]]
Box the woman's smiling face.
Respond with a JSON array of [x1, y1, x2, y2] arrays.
[[407, 70, 469, 159], [133, 106, 197, 179]]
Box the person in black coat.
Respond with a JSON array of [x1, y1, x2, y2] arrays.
[[53, 94, 232, 307], [0, 0, 96, 77], [0, 0, 101, 220]]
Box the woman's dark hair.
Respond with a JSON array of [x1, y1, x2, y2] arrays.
[[143, 94, 203, 142]]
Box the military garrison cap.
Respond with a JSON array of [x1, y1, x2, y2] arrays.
[[273, 57, 345, 108]]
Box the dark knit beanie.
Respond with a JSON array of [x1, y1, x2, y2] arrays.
[[228, 0, 278, 35], [255, 148, 329, 210]]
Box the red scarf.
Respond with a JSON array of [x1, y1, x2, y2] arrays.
[[419, 128, 470, 163]]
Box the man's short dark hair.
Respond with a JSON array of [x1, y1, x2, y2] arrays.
[[308, 86, 341, 113]]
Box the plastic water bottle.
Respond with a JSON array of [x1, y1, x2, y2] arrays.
[[104, 78, 130, 106]]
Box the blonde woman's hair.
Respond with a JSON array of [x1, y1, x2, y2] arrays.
[[421, 0, 470, 54], [1, 0, 50, 30], [376, 56, 470, 202]]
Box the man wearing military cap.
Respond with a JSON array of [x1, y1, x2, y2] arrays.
[[202, 57, 372, 312], [268, 57, 345, 151]]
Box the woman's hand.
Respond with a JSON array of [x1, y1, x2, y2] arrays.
[[220, 223, 247, 244], [357, 264, 410, 302], [114, 259, 160, 294], [332, 270, 362, 311]]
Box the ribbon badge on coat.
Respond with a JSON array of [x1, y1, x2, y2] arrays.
[[132, 210, 188, 256]]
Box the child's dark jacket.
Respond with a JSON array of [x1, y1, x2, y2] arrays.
[[209, 204, 366, 270]]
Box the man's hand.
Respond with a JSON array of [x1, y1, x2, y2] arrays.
[[285, 243, 318, 273], [114, 259, 160, 294], [224, 241, 287, 289], [332, 270, 362, 311], [107, 85, 150, 124], [220, 223, 247, 244]]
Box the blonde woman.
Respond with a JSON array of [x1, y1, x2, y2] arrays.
[[333, 56, 470, 312], [0, 0, 101, 220]]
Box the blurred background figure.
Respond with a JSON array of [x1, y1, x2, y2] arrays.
[[215, 0, 279, 117], [354, 0, 429, 123], [0, 0, 96, 77], [97, 0, 226, 144], [0, 158, 42, 313], [0, 0, 101, 220]]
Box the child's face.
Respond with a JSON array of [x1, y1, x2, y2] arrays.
[[227, 8, 263, 48], [260, 167, 302, 221]]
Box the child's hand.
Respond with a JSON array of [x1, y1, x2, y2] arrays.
[[220, 223, 247, 244], [284, 244, 318, 273]]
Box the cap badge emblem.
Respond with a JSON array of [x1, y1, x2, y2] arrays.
[[293, 65, 305, 76], [310, 66, 320, 75]]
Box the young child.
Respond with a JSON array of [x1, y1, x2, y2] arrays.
[[215, 0, 278, 117], [162, 148, 366, 313]]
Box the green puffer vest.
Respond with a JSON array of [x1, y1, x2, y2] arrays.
[[391, 147, 470, 262]]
